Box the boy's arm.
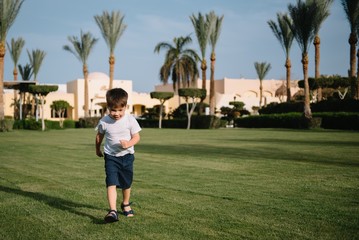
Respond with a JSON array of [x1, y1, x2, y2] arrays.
[[96, 132, 104, 157], [120, 132, 140, 149]]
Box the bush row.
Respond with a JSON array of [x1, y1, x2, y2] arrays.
[[235, 112, 359, 130], [259, 99, 359, 114]]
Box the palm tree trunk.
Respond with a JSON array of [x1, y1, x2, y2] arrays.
[[209, 52, 215, 115], [0, 42, 5, 121], [349, 33, 358, 99], [349, 33, 357, 78], [201, 59, 207, 89], [259, 80, 263, 108], [83, 64, 89, 118], [109, 55, 115, 90], [41, 96, 45, 131], [13, 68, 19, 119], [314, 35, 322, 101], [285, 58, 291, 102], [302, 53, 312, 119], [357, 49, 359, 99]]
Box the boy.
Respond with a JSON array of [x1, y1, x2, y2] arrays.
[[95, 88, 141, 223]]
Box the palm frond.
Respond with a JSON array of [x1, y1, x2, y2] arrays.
[[254, 62, 272, 80], [190, 12, 211, 59], [268, 13, 294, 57], [27, 49, 46, 81], [341, 0, 359, 33], [0, 0, 24, 40], [207, 11, 224, 52], [6, 37, 25, 66], [94, 10, 127, 54]]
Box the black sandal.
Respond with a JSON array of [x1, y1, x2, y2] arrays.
[[104, 210, 119, 223], [121, 202, 134, 217]]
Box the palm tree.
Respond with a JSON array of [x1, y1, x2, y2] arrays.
[[63, 31, 98, 118], [207, 11, 224, 115], [154, 35, 199, 92], [27, 49, 46, 117], [190, 12, 212, 90], [18, 63, 33, 119], [6, 37, 25, 118], [342, 0, 359, 80], [94, 10, 127, 90], [268, 13, 294, 102], [254, 62, 272, 108], [309, 0, 333, 101], [27, 49, 46, 81], [0, 0, 24, 121], [7, 37, 24, 81], [286, 0, 318, 119]]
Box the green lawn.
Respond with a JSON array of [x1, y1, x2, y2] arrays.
[[0, 128, 358, 240]]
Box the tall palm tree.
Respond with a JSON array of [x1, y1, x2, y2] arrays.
[[0, 0, 24, 121], [207, 11, 224, 115], [63, 31, 98, 118], [254, 62, 272, 108], [342, 0, 359, 81], [27, 49, 46, 81], [27, 49, 46, 117], [287, 0, 318, 119], [268, 13, 294, 102], [7, 37, 25, 118], [154, 35, 199, 92], [7, 37, 24, 81], [94, 10, 127, 90], [190, 12, 212, 90], [309, 0, 333, 101]]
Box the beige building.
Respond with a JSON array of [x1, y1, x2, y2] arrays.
[[155, 77, 300, 114], [3, 72, 299, 121]]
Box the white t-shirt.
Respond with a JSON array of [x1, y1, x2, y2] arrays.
[[96, 114, 142, 157]]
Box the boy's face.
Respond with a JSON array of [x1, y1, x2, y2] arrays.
[[108, 106, 126, 120]]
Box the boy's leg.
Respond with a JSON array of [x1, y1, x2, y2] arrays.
[[122, 188, 134, 216], [107, 185, 117, 210]]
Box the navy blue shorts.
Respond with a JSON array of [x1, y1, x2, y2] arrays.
[[104, 153, 134, 189]]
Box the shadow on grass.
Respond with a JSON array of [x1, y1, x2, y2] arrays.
[[0, 185, 105, 224]]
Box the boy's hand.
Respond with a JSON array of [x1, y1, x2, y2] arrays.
[[96, 149, 104, 157], [120, 140, 130, 149]]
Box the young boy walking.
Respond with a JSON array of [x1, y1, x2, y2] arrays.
[[95, 88, 141, 223]]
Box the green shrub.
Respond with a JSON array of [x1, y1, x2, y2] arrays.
[[77, 117, 101, 128], [0, 116, 15, 132], [313, 112, 359, 130], [13, 119, 41, 130]]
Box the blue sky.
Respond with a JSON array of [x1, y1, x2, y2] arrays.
[[5, 0, 348, 93]]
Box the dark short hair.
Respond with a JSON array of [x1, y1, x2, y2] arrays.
[[106, 88, 128, 108]]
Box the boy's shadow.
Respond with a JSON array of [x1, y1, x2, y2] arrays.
[[0, 185, 105, 224]]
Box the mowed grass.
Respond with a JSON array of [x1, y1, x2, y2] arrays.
[[0, 128, 358, 240]]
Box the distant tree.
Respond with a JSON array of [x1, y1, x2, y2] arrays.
[[341, 0, 359, 78], [254, 61, 271, 108], [341, 0, 359, 98], [286, 0, 319, 119], [207, 11, 224, 115], [150, 91, 174, 128], [63, 31, 98, 118], [94, 10, 127, 90], [7, 37, 25, 118], [7, 37, 25, 81], [190, 12, 212, 90], [29, 85, 58, 131], [154, 35, 200, 91], [309, 0, 333, 101], [51, 100, 71, 128], [268, 13, 294, 102], [27, 48, 46, 116], [18, 63, 33, 119], [0, 0, 25, 122], [178, 88, 206, 129]]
